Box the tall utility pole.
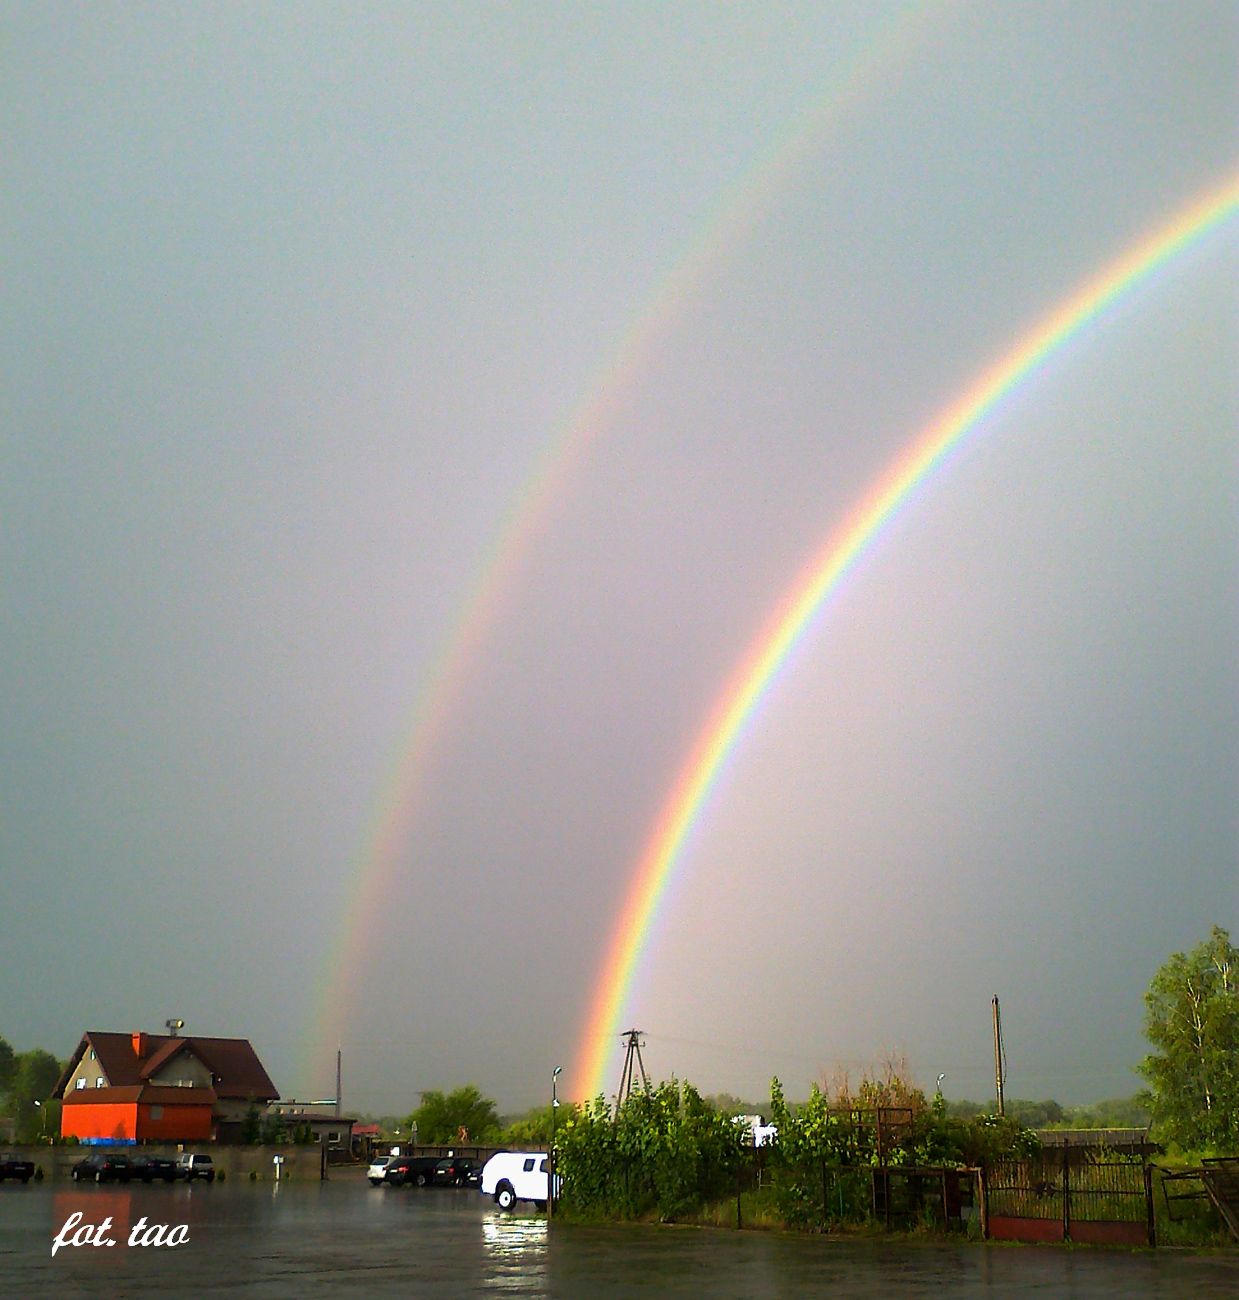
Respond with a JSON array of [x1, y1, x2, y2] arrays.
[[336, 1047, 342, 1118], [991, 995, 1005, 1117], [616, 1029, 650, 1106]]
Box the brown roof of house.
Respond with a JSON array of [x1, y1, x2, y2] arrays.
[[62, 1084, 217, 1107], [182, 1037, 279, 1101], [54, 1032, 278, 1102], [139, 1038, 189, 1079]]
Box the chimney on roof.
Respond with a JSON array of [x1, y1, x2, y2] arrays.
[[132, 1031, 149, 1058]]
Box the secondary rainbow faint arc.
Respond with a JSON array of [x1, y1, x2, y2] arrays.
[[575, 174, 1239, 1102], [304, 3, 944, 1087]]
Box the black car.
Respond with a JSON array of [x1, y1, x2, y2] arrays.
[[0, 1154, 35, 1183], [129, 1154, 177, 1183], [71, 1153, 131, 1184], [384, 1155, 440, 1187], [432, 1157, 480, 1187]]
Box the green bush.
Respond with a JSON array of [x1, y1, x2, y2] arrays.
[[557, 1080, 747, 1221]]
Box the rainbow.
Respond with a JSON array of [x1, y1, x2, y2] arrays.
[[302, 5, 943, 1089], [575, 174, 1239, 1102]]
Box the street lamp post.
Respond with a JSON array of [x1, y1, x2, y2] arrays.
[[549, 1067, 562, 1220]]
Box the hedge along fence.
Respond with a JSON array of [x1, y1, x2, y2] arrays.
[[556, 1076, 1043, 1230]]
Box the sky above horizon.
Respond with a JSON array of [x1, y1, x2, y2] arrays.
[[3, 1, 1235, 1117]]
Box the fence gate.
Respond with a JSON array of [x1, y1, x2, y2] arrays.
[[985, 1149, 1154, 1246]]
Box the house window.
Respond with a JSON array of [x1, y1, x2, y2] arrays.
[[89, 1049, 96, 1060], [75, 1078, 86, 1090], [95, 1078, 105, 1088], [328, 1132, 339, 1144]]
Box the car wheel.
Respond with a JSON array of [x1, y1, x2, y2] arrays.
[[369, 1178, 381, 1187], [415, 1171, 429, 1187], [205, 1173, 215, 1183], [496, 1183, 516, 1211]]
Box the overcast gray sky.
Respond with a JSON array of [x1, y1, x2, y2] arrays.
[[3, 1, 1235, 1116]]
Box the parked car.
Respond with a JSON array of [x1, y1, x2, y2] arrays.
[[129, 1154, 177, 1183], [174, 1153, 215, 1182], [433, 1156, 480, 1187], [71, 1153, 130, 1184], [479, 1151, 558, 1211], [367, 1155, 397, 1186], [383, 1155, 440, 1187], [0, 1154, 35, 1184]]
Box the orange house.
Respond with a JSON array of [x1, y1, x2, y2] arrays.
[[54, 1031, 279, 1144]]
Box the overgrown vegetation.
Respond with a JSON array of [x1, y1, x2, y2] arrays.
[[557, 1080, 747, 1221], [556, 1069, 1040, 1229]]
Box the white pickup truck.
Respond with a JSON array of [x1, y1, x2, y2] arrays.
[[479, 1151, 559, 1210]]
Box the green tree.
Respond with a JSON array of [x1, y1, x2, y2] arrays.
[[1139, 925, 1239, 1150], [8, 1049, 63, 1142], [0, 1037, 15, 1093], [240, 1104, 263, 1144], [502, 1102, 579, 1146], [260, 1111, 289, 1145], [408, 1085, 500, 1144]]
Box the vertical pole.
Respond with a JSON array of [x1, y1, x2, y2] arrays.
[[991, 996, 1005, 1117], [549, 1066, 561, 1221], [1061, 1142, 1071, 1241], [1144, 1162, 1157, 1248], [335, 1047, 342, 1119]]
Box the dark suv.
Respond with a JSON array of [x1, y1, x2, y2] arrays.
[[433, 1156, 480, 1187], [71, 1153, 131, 1184], [384, 1155, 440, 1187]]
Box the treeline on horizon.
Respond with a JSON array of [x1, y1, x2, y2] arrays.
[[354, 1089, 1151, 1147]]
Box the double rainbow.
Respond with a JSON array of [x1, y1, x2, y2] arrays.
[[574, 175, 1239, 1101], [302, 3, 940, 1090]]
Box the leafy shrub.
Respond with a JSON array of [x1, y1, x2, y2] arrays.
[[557, 1080, 747, 1221]]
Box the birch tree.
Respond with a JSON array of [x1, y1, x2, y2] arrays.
[[1139, 926, 1238, 1150]]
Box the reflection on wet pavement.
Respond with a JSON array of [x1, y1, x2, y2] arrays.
[[3, 1179, 1237, 1297]]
